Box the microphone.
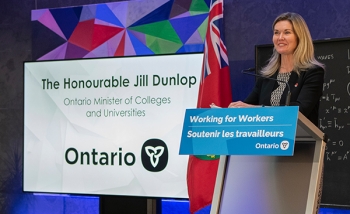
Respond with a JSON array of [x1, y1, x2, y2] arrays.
[[241, 68, 291, 106]]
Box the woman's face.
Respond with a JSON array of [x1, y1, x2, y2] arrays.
[[273, 20, 298, 56]]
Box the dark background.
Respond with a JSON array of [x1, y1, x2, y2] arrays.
[[256, 38, 350, 207], [1, 0, 350, 213]]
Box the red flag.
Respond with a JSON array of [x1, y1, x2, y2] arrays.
[[187, 0, 232, 213]]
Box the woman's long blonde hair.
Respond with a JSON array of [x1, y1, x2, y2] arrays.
[[261, 12, 324, 77]]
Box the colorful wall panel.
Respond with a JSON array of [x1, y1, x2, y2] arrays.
[[31, 0, 210, 60]]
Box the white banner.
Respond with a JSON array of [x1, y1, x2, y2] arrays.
[[24, 53, 202, 198]]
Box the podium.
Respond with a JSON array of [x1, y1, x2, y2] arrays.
[[210, 112, 326, 214]]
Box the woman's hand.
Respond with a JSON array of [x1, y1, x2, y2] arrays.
[[228, 101, 255, 108]]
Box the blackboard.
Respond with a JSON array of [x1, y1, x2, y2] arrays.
[[255, 37, 350, 207]]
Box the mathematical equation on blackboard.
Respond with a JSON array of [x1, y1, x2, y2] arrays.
[[318, 48, 350, 161]]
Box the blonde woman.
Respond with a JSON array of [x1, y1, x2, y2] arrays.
[[229, 12, 324, 125]]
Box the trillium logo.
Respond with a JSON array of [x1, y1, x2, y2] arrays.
[[141, 139, 168, 172], [145, 146, 164, 168], [280, 140, 290, 150]]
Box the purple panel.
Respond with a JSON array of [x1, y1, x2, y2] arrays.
[[95, 19, 118, 27], [127, 30, 147, 45], [107, 1, 128, 27], [80, 5, 96, 22], [170, 13, 207, 43], [31, 9, 48, 21], [171, 11, 191, 19], [185, 30, 203, 44], [96, 4, 123, 27], [65, 42, 89, 59], [38, 43, 68, 60], [129, 0, 173, 27], [84, 42, 109, 58], [123, 31, 136, 56], [126, 0, 169, 27], [38, 10, 66, 39], [169, 0, 192, 18], [32, 21, 67, 60], [106, 31, 125, 56]]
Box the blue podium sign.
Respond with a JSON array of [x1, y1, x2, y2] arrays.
[[179, 106, 299, 156]]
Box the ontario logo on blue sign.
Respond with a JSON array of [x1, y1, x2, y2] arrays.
[[179, 106, 299, 156]]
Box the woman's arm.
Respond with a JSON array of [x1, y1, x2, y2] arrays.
[[290, 67, 325, 116]]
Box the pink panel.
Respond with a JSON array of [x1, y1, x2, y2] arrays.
[[124, 31, 136, 56], [38, 10, 66, 39], [106, 31, 125, 56], [31, 9, 48, 21]]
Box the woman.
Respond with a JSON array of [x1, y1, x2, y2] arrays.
[[229, 12, 324, 126]]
